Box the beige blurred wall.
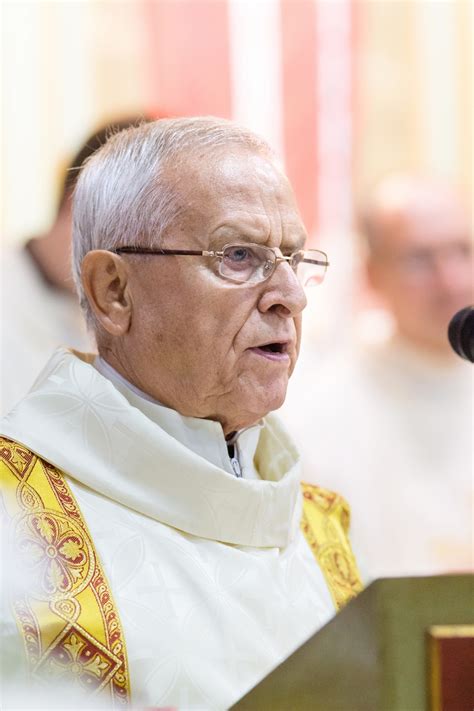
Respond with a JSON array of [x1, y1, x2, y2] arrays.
[[354, 0, 472, 207], [1, 0, 472, 245], [1, 0, 149, 245]]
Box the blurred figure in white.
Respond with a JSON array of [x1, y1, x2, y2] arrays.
[[281, 175, 473, 580], [0, 118, 149, 414]]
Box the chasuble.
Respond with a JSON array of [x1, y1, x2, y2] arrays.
[[1, 348, 361, 710]]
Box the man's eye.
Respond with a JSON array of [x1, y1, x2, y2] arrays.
[[225, 247, 252, 262]]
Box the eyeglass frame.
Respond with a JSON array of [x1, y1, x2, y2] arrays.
[[111, 243, 330, 285]]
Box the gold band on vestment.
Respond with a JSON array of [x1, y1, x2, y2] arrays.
[[0, 437, 130, 706], [300, 482, 363, 609]]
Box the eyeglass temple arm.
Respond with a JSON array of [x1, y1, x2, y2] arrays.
[[275, 254, 329, 267], [303, 257, 330, 266], [114, 247, 214, 256]]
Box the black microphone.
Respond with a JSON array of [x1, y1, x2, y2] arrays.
[[448, 306, 474, 362]]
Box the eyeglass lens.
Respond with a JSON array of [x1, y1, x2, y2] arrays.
[[219, 244, 327, 286]]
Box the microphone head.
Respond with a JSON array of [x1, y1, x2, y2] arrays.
[[448, 306, 474, 362]]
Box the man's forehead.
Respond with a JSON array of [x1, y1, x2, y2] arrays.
[[373, 196, 469, 254], [396, 204, 469, 245], [165, 148, 306, 247], [180, 147, 284, 191]]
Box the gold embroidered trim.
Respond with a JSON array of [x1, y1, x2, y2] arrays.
[[0, 437, 130, 705], [300, 482, 363, 610]]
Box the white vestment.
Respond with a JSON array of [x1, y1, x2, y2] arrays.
[[0, 247, 91, 415], [1, 348, 336, 710], [280, 334, 473, 580]]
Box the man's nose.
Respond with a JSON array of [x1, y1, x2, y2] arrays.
[[258, 261, 308, 317]]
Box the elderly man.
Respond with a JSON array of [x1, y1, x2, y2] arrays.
[[281, 175, 472, 580], [0, 118, 361, 710]]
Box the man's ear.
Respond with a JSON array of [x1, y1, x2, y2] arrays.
[[81, 250, 132, 336]]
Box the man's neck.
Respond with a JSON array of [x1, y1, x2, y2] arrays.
[[93, 355, 263, 480]]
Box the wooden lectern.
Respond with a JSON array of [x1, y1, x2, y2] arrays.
[[231, 575, 474, 711]]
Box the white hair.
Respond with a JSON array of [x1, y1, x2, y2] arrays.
[[71, 116, 275, 325]]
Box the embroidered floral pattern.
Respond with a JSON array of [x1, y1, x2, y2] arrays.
[[15, 510, 94, 601], [37, 627, 121, 694], [0, 438, 130, 706]]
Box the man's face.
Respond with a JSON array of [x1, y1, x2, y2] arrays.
[[368, 193, 472, 353], [119, 149, 308, 433]]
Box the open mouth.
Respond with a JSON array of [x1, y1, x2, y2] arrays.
[[258, 342, 287, 354], [249, 342, 290, 360]]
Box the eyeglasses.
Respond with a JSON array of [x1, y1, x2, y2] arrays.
[[112, 243, 330, 286]]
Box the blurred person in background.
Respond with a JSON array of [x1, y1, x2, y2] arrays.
[[281, 175, 472, 580], [0, 117, 149, 414]]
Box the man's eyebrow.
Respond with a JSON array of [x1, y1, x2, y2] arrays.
[[207, 228, 269, 249], [211, 222, 268, 237], [209, 226, 308, 251]]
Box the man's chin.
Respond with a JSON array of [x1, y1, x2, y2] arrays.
[[246, 382, 288, 419], [217, 377, 290, 433]]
